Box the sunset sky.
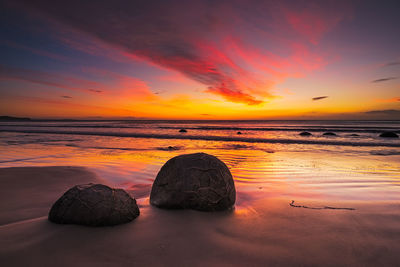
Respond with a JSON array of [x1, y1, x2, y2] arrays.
[[0, 0, 399, 119]]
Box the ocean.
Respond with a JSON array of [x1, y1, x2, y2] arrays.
[[1, 120, 400, 206]]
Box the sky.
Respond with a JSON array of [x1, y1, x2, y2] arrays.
[[0, 0, 399, 120]]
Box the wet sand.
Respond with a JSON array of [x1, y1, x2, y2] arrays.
[[0, 166, 105, 226], [1, 166, 400, 266]]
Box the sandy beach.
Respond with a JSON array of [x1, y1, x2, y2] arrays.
[[1, 166, 399, 266]]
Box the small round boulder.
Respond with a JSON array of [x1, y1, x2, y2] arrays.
[[150, 153, 236, 211], [49, 184, 140, 226], [299, 131, 312, 136], [323, 132, 337, 136], [379, 132, 398, 138]]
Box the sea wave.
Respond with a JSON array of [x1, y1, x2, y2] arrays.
[[1, 129, 399, 147], [158, 126, 400, 133], [370, 150, 400, 156], [1, 123, 399, 133]]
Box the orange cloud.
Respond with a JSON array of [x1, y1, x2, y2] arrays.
[[1, 94, 140, 118], [206, 86, 263, 105]]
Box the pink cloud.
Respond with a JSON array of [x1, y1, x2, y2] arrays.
[[81, 67, 158, 101], [0, 64, 157, 101], [0, 65, 105, 93], [282, 1, 349, 45], [11, 0, 351, 105]]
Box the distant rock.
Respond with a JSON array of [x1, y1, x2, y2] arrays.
[[49, 184, 139, 226], [379, 132, 399, 138], [349, 134, 360, 137], [299, 131, 312, 136], [150, 153, 236, 211], [0, 116, 31, 121], [225, 144, 251, 149], [157, 146, 181, 151], [179, 129, 187, 133], [323, 132, 337, 136], [237, 131, 242, 135]]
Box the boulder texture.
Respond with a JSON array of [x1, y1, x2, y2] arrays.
[[49, 184, 139, 226], [150, 153, 236, 211]]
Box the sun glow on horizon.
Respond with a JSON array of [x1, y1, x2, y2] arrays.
[[0, 0, 399, 120]]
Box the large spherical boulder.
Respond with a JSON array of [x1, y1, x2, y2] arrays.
[[49, 184, 139, 226], [150, 153, 236, 211]]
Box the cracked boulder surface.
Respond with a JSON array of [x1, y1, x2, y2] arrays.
[[49, 184, 140, 226], [150, 153, 236, 211]]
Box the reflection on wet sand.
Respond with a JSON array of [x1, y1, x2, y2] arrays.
[[1, 130, 400, 266], [1, 135, 400, 207]]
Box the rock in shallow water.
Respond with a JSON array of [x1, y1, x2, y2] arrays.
[[49, 184, 139, 226], [299, 131, 312, 136], [150, 153, 236, 211], [379, 132, 399, 138]]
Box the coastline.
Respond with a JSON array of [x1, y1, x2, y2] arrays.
[[1, 166, 399, 266]]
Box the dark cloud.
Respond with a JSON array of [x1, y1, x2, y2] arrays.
[[61, 95, 72, 98], [365, 109, 400, 115], [371, 77, 397, 83], [312, 96, 328, 101], [154, 90, 166, 95], [89, 89, 103, 93], [384, 61, 400, 67]]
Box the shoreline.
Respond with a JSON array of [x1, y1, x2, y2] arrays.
[[1, 166, 400, 266]]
